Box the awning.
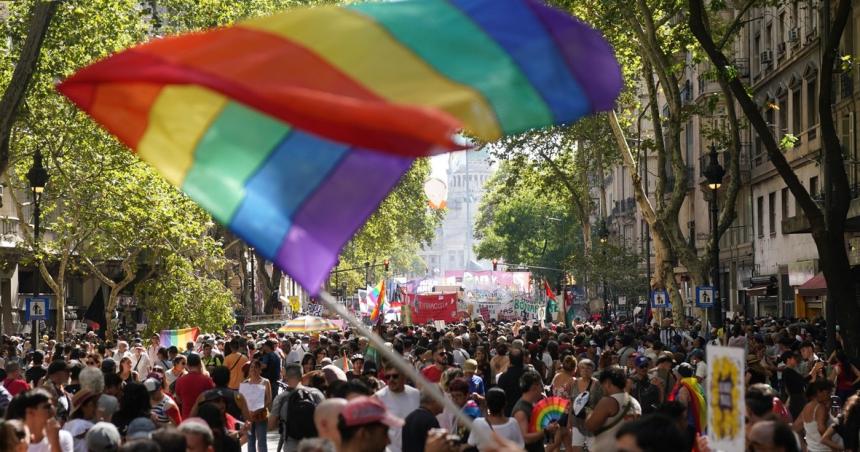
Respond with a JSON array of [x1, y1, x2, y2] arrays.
[[797, 273, 827, 297], [743, 286, 772, 297], [742, 276, 777, 297]]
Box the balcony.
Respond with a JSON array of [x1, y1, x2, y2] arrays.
[[782, 185, 860, 234]]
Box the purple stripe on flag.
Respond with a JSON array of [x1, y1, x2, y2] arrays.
[[524, 0, 622, 111], [274, 148, 414, 293]]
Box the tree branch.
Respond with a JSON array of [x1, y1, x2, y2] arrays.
[[0, 1, 59, 175]]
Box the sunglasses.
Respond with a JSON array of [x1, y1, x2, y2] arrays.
[[385, 374, 401, 380]]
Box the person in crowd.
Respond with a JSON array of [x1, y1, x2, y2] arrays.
[[112, 382, 152, 437], [668, 362, 706, 442], [241, 359, 272, 452], [794, 380, 835, 452], [468, 387, 524, 451], [62, 389, 99, 452], [513, 369, 558, 452], [41, 360, 71, 422], [420, 343, 448, 384], [223, 340, 248, 391], [822, 393, 860, 451], [0, 419, 29, 452], [201, 342, 224, 373], [166, 355, 188, 392], [145, 375, 182, 427], [337, 396, 402, 452], [147, 335, 162, 366], [585, 365, 641, 451], [313, 398, 347, 450], [119, 356, 139, 385], [4, 362, 30, 397], [614, 414, 689, 452], [780, 351, 808, 420], [85, 422, 121, 452], [196, 402, 241, 452], [627, 356, 660, 416], [193, 366, 249, 421], [270, 362, 324, 452], [497, 347, 526, 417], [373, 363, 419, 452], [401, 389, 442, 452], [175, 354, 215, 420], [568, 357, 600, 452], [131, 344, 151, 377], [463, 359, 485, 397], [25, 351, 47, 387], [6, 388, 74, 452], [179, 417, 216, 452], [346, 354, 364, 381], [830, 350, 860, 404], [259, 340, 282, 398]]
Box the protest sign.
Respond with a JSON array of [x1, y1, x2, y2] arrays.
[[707, 345, 745, 452]]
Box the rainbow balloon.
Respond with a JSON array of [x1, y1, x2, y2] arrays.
[[57, 0, 622, 294], [530, 396, 569, 432]]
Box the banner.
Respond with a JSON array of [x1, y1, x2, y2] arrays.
[[411, 293, 458, 325], [707, 346, 745, 452], [160, 327, 199, 348]]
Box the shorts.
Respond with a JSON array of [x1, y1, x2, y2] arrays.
[[571, 427, 594, 448]]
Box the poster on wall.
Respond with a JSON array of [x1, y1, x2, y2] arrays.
[[707, 346, 745, 452], [411, 293, 458, 325]]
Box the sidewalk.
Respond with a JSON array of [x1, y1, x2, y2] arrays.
[[242, 430, 281, 452]]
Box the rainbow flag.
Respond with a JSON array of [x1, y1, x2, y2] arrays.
[[159, 327, 200, 348], [670, 377, 707, 436], [369, 280, 386, 323], [57, 0, 622, 294]]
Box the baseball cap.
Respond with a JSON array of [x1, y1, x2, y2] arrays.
[[127, 417, 156, 440], [86, 422, 121, 452], [340, 396, 404, 428], [675, 362, 695, 378], [635, 356, 651, 368], [143, 377, 162, 393]]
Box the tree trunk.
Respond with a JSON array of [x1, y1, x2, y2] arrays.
[[2, 272, 14, 334], [39, 261, 64, 343], [815, 231, 860, 357], [105, 288, 120, 342], [0, 1, 59, 175]]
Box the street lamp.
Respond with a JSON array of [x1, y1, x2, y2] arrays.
[[597, 219, 609, 321], [27, 149, 48, 349], [364, 261, 370, 287], [703, 145, 726, 329]]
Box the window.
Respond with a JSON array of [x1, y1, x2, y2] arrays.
[[769, 192, 776, 236], [757, 196, 765, 237], [778, 95, 788, 139], [781, 188, 790, 219], [810, 176, 819, 198], [807, 78, 818, 136], [754, 34, 761, 74], [792, 88, 802, 136], [766, 107, 776, 140]]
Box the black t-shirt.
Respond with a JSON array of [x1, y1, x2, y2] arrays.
[[497, 366, 525, 416], [260, 351, 281, 383], [25, 366, 46, 386], [402, 407, 440, 452]]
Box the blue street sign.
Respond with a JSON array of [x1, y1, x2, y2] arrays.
[[25, 297, 50, 321], [696, 286, 716, 308], [650, 289, 669, 308]]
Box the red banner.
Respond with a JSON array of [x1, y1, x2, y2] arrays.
[[411, 293, 458, 325]]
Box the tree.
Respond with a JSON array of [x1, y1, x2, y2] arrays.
[[689, 0, 856, 351]]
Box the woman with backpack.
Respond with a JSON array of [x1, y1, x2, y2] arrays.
[[240, 359, 271, 452]]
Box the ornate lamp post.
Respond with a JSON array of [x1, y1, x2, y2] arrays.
[[27, 149, 48, 348], [703, 145, 726, 329]]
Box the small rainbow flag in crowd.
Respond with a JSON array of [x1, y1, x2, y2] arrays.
[[159, 327, 200, 348], [530, 396, 569, 432], [369, 280, 386, 323]]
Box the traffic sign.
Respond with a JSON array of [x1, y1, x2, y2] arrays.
[[25, 297, 50, 321], [696, 286, 715, 308]]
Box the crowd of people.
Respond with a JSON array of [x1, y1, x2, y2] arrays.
[[0, 314, 856, 452]]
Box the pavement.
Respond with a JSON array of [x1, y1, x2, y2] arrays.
[[241, 430, 281, 452]]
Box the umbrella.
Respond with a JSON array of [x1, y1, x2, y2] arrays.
[[278, 316, 338, 334]]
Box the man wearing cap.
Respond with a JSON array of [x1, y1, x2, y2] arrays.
[[42, 360, 72, 422], [338, 396, 403, 452], [63, 389, 99, 452], [145, 375, 182, 427], [131, 344, 151, 376], [628, 356, 659, 415], [346, 354, 364, 381], [654, 353, 676, 403]]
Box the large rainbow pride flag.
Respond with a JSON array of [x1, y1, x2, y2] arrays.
[[57, 0, 622, 293], [159, 327, 200, 348]]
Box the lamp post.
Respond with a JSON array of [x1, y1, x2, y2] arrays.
[[27, 149, 48, 349], [597, 219, 609, 322], [364, 261, 370, 288], [703, 145, 726, 329]]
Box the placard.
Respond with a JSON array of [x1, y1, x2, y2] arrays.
[[707, 346, 745, 452], [412, 293, 458, 325]]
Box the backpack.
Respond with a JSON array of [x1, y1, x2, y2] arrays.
[[285, 388, 319, 440]]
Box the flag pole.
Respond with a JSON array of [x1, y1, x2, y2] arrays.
[[317, 290, 490, 444]]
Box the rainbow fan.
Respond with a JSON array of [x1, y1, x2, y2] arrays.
[[530, 396, 569, 432]]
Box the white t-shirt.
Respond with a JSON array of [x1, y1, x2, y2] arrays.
[[467, 418, 524, 451], [28, 430, 73, 452], [374, 385, 420, 452], [62, 419, 93, 452]]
